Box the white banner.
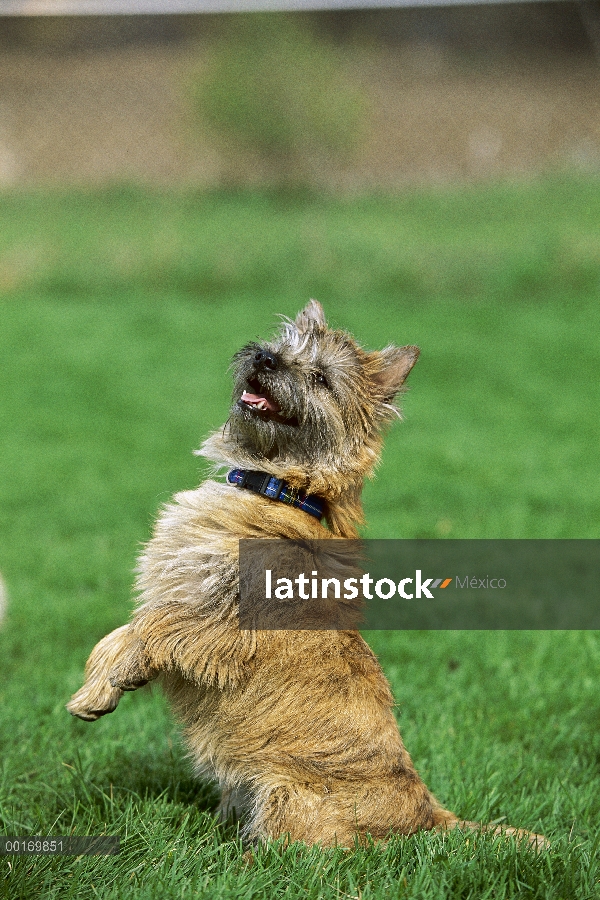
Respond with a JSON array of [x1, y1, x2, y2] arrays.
[[0, 0, 573, 17]]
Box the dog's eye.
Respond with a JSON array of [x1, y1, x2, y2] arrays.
[[313, 371, 329, 388]]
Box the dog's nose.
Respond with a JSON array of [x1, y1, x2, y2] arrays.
[[253, 349, 278, 371]]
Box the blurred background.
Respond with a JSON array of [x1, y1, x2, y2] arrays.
[[0, 2, 600, 188]]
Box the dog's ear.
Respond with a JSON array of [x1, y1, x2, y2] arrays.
[[295, 300, 327, 332], [372, 345, 420, 401]]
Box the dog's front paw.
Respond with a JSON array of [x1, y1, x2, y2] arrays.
[[108, 639, 158, 691], [67, 679, 124, 722], [66, 624, 147, 721]]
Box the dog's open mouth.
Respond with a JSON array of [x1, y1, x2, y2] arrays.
[[238, 378, 298, 425], [241, 388, 280, 415]]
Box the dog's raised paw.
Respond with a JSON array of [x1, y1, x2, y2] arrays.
[[66, 681, 123, 721]]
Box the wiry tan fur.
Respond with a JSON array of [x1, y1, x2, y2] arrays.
[[68, 301, 545, 849]]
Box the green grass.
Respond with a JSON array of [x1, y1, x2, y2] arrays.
[[0, 179, 599, 898]]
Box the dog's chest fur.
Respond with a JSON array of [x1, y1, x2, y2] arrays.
[[135, 479, 329, 612]]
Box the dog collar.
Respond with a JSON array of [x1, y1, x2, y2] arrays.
[[227, 469, 325, 520]]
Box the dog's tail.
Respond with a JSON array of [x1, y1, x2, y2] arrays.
[[432, 804, 548, 850]]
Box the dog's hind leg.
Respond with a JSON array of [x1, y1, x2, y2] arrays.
[[246, 774, 437, 849], [67, 625, 157, 721]]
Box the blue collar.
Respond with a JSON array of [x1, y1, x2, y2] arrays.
[[227, 469, 325, 520]]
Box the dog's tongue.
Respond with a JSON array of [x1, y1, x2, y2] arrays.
[[241, 390, 280, 413]]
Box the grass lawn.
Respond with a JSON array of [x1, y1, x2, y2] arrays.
[[0, 179, 599, 898]]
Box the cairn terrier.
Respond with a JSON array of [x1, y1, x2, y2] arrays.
[[68, 301, 543, 849]]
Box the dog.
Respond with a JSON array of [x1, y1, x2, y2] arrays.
[[68, 300, 545, 849]]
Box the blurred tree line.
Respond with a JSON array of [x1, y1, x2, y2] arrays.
[[1, 5, 597, 186], [0, 5, 595, 54]]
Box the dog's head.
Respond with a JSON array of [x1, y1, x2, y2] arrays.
[[224, 301, 419, 485]]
